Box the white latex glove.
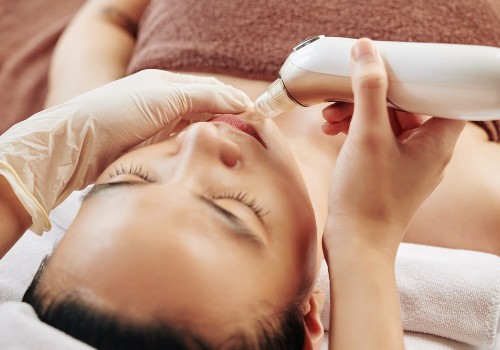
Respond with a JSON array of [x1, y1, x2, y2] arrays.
[[0, 70, 251, 234]]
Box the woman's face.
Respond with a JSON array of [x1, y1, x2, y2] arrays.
[[45, 114, 317, 338]]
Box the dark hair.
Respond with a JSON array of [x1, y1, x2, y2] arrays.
[[23, 257, 307, 350]]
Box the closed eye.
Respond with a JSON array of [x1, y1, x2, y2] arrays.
[[209, 191, 269, 219], [196, 195, 267, 248], [108, 163, 154, 183]]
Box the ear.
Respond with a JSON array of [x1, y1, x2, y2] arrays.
[[302, 288, 325, 350]]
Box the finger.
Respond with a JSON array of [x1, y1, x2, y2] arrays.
[[395, 111, 425, 141], [180, 112, 216, 123], [349, 38, 392, 138], [395, 110, 426, 132], [173, 83, 252, 115], [322, 102, 354, 123], [322, 117, 352, 135], [388, 108, 402, 136]]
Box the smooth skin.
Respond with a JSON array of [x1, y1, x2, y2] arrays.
[[45, 0, 150, 107]]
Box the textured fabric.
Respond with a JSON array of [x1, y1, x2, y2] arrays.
[[128, 0, 500, 141], [322, 331, 500, 349], [129, 0, 500, 80], [317, 245, 500, 348]]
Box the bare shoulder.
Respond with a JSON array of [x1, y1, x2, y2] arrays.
[[73, 0, 151, 33], [404, 122, 500, 255]]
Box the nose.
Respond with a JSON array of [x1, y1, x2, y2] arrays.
[[174, 123, 242, 172]]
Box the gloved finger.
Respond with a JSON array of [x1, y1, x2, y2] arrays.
[[182, 112, 218, 123], [171, 74, 227, 86], [138, 69, 227, 86], [349, 38, 392, 139], [173, 83, 252, 116], [322, 102, 354, 123], [129, 119, 192, 151]]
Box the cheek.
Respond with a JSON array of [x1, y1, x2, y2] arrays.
[[266, 184, 317, 266]]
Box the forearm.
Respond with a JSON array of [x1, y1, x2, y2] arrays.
[[45, 0, 149, 107], [327, 235, 405, 350], [0, 175, 31, 259]]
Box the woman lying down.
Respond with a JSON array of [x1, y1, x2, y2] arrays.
[[0, 39, 497, 350]]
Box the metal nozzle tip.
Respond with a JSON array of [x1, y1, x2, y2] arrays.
[[254, 79, 298, 119]]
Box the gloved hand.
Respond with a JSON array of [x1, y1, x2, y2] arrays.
[[0, 70, 251, 234]]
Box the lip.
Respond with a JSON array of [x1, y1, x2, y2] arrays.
[[209, 115, 267, 149]]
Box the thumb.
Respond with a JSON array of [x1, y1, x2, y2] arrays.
[[174, 83, 251, 116], [349, 38, 392, 139]]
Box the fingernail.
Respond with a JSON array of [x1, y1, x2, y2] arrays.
[[353, 39, 376, 62]]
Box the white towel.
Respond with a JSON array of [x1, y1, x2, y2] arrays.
[[322, 330, 500, 350], [318, 244, 500, 348], [0, 302, 92, 350]]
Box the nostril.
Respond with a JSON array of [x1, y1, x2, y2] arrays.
[[221, 154, 240, 167], [220, 140, 242, 167]]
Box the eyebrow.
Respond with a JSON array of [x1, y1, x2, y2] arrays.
[[82, 182, 265, 249], [196, 195, 266, 249]]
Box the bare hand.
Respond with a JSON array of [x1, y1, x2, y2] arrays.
[[323, 38, 466, 256]]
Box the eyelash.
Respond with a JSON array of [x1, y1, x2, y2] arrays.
[[109, 163, 152, 182], [108, 164, 267, 218], [211, 191, 269, 218]]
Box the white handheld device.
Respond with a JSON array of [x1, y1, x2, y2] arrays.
[[254, 36, 500, 120]]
